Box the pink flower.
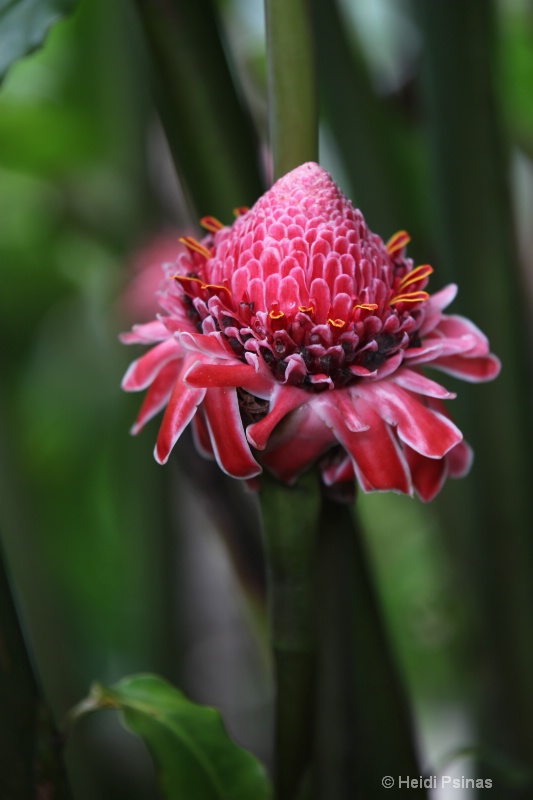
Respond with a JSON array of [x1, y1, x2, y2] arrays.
[[121, 163, 500, 501], [120, 232, 187, 323]]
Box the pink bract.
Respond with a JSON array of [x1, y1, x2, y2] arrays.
[[121, 162, 500, 501]]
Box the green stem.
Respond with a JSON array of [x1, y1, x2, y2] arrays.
[[260, 472, 320, 800], [315, 498, 424, 799], [265, 0, 318, 179], [0, 538, 72, 800]]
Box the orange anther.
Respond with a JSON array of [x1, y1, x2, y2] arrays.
[[201, 282, 232, 297], [389, 290, 429, 305], [233, 206, 250, 217], [200, 216, 225, 233], [399, 264, 434, 291], [173, 274, 203, 287], [386, 230, 411, 257], [179, 236, 212, 260], [328, 318, 346, 329]]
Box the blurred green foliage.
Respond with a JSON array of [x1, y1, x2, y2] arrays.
[[1, 0, 532, 797]]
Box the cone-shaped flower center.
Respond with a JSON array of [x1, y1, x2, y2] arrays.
[[122, 162, 501, 498], [174, 163, 431, 391]]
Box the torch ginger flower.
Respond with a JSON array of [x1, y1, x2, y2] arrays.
[[121, 162, 500, 501]]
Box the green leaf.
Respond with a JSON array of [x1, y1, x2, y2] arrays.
[[73, 674, 273, 800], [0, 0, 77, 82]]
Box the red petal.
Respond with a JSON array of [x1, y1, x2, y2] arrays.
[[122, 338, 181, 391], [427, 283, 458, 311], [178, 331, 231, 357], [249, 277, 267, 311], [321, 454, 354, 486], [368, 351, 405, 381], [434, 314, 490, 356], [203, 387, 262, 479], [131, 362, 179, 434], [316, 397, 412, 495], [391, 368, 455, 399], [336, 392, 370, 432], [309, 278, 331, 322], [265, 273, 281, 308], [279, 275, 300, 313], [419, 284, 457, 336], [430, 353, 501, 382], [262, 404, 335, 482], [362, 383, 462, 458], [403, 335, 479, 365], [404, 446, 447, 502], [232, 266, 254, 299], [184, 360, 272, 396], [191, 409, 214, 459], [259, 247, 281, 278], [155, 361, 206, 464], [120, 320, 170, 344], [246, 384, 309, 449], [447, 439, 473, 478]]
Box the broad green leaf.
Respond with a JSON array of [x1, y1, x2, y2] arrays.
[[75, 674, 272, 800], [0, 0, 77, 82]]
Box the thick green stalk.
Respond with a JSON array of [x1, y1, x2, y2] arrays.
[[416, 0, 533, 790], [133, 0, 264, 219], [261, 6, 320, 794], [260, 472, 320, 800], [0, 539, 72, 800], [265, 0, 318, 179], [315, 499, 425, 800]]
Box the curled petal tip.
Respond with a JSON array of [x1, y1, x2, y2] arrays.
[[121, 365, 138, 392], [153, 442, 169, 465]]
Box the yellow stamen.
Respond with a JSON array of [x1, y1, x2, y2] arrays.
[[298, 305, 315, 314], [269, 309, 285, 320], [233, 206, 250, 217], [328, 318, 346, 329], [399, 264, 434, 291], [200, 216, 225, 233], [201, 282, 232, 297], [179, 236, 212, 260], [173, 275, 203, 292], [386, 230, 411, 256], [354, 303, 378, 312], [389, 291, 429, 305]]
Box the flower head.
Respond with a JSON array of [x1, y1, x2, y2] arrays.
[[121, 163, 500, 501]]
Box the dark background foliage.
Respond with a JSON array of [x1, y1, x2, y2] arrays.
[[1, 0, 532, 797]]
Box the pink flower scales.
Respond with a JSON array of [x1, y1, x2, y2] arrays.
[[121, 162, 500, 501]]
